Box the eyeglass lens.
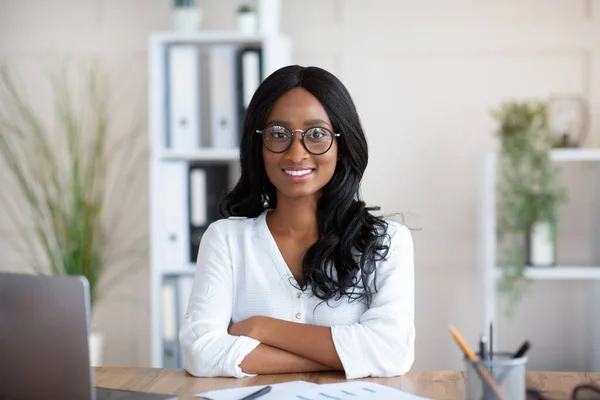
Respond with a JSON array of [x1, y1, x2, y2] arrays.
[[262, 126, 334, 154]]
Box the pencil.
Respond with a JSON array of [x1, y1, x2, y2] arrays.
[[449, 325, 509, 400]]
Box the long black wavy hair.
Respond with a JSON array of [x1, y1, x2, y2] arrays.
[[220, 65, 390, 306]]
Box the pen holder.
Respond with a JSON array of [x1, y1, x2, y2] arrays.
[[464, 352, 527, 400]]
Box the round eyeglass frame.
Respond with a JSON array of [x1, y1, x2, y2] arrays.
[[255, 126, 341, 155]]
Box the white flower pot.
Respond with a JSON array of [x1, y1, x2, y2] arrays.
[[172, 7, 202, 33], [528, 221, 555, 267], [237, 12, 258, 34], [89, 331, 103, 366], [258, 0, 281, 34]]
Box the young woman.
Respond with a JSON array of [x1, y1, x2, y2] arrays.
[[179, 65, 415, 379]]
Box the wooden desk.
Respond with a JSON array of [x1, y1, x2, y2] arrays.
[[94, 368, 600, 400]]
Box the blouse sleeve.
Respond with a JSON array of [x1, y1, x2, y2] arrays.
[[179, 221, 261, 378], [330, 222, 415, 379]]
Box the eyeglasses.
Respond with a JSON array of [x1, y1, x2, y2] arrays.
[[256, 125, 340, 155]]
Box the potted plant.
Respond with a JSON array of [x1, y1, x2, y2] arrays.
[[0, 65, 146, 365], [492, 100, 567, 314], [172, 0, 202, 32], [237, 4, 258, 34]]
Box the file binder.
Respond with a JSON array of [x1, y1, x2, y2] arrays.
[[175, 275, 194, 368], [208, 45, 239, 149], [163, 162, 189, 271], [167, 45, 202, 150], [189, 168, 207, 227], [236, 47, 263, 132], [188, 163, 231, 263], [161, 277, 179, 368]]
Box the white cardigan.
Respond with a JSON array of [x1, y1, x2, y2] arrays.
[[179, 210, 415, 379]]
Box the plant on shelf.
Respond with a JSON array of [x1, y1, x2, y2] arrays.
[[237, 4, 254, 13], [491, 100, 567, 316], [236, 4, 257, 34], [174, 0, 195, 7], [0, 65, 146, 311], [172, 0, 202, 32]]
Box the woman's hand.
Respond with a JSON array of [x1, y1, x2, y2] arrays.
[[228, 316, 265, 340]]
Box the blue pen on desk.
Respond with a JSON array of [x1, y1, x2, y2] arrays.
[[238, 385, 272, 400]]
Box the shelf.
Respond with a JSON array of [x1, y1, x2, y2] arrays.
[[159, 148, 240, 162], [161, 267, 196, 277], [495, 266, 600, 280], [150, 31, 270, 45], [550, 149, 600, 162]]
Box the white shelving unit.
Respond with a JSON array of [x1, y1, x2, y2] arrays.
[[479, 148, 600, 371], [493, 266, 600, 280], [148, 31, 292, 368], [159, 149, 240, 162]]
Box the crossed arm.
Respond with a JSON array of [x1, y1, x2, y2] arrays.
[[228, 316, 344, 374], [180, 221, 414, 378]]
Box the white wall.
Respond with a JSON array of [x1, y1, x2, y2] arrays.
[[1, 0, 599, 371]]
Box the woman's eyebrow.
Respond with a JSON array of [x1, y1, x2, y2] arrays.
[[304, 119, 331, 127], [266, 119, 288, 127]]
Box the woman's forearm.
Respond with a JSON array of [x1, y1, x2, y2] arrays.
[[239, 343, 333, 375], [259, 318, 344, 370]]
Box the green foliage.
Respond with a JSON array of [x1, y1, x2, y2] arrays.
[[492, 100, 567, 316], [0, 66, 145, 308], [237, 4, 254, 13], [174, 0, 195, 8]]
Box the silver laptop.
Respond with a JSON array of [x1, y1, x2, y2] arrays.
[[0, 272, 177, 400]]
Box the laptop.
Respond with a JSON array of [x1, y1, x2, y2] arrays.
[[0, 272, 178, 400]]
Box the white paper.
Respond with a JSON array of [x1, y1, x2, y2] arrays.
[[196, 381, 317, 400], [195, 380, 431, 400], [305, 381, 431, 399]]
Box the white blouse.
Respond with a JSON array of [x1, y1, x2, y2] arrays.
[[179, 210, 415, 379]]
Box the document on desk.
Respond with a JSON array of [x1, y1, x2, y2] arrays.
[[196, 380, 432, 400]]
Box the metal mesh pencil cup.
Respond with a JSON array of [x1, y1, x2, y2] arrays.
[[465, 352, 528, 400]]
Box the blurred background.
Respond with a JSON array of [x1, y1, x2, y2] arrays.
[[0, 0, 599, 373]]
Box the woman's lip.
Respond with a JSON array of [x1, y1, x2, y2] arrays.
[[282, 169, 315, 182], [281, 166, 316, 171]]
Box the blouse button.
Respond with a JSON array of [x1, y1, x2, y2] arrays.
[[296, 292, 302, 299], [295, 312, 302, 319]]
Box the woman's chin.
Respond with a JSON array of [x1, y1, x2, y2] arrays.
[[277, 186, 323, 201]]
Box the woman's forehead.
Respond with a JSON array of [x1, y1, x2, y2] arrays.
[[267, 88, 331, 127]]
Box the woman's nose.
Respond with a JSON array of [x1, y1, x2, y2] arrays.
[[285, 133, 308, 162]]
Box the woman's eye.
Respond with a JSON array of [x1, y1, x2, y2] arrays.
[[308, 128, 327, 139], [267, 127, 289, 140], [271, 132, 287, 139]]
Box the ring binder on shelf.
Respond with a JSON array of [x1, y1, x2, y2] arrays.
[[188, 163, 231, 263], [167, 44, 202, 150]]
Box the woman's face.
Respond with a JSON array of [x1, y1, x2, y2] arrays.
[[261, 87, 338, 203]]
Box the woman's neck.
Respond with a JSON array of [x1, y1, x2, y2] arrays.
[[267, 196, 319, 239]]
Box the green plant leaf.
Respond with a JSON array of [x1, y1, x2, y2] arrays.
[[0, 64, 147, 309], [492, 99, 567, 317]]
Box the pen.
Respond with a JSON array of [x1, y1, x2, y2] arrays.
[[512, 340, 530, 359], [479, 335, 488, 360], [490, 339, 532, 393], [489, 322, 493, 361], [238, 385, 272, 400], [449, 325, 508, 400]]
